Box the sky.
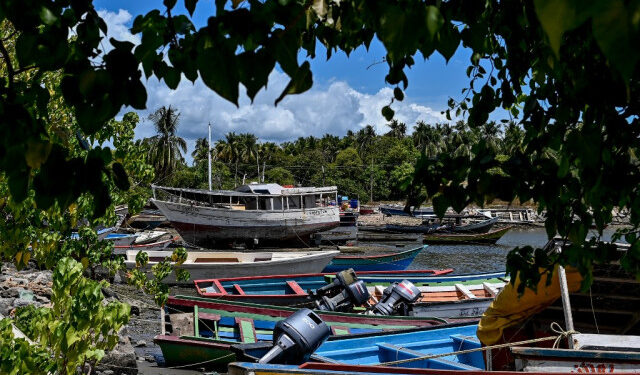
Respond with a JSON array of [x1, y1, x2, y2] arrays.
[[94, 1, 478, 163]]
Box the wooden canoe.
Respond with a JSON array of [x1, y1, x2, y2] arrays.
[[423, 226, 511, 244], [193, 270, 505, 305], [232, 323, 485, 370], [155, 296, 449, 368], [123, 250, 339, 284], [113, 235, 180, 255], [322, 245, 426, 272], [228, 362, 564, 375]]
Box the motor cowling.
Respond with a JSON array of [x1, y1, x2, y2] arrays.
[[258, 308, 330, 364], [371, 279, 421, 315], [310, 269, 370, 312]]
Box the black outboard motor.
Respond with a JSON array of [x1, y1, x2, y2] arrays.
[[371, 279, 421, 315], [310, 269, 370, 312], [258, 308, 330, 364]]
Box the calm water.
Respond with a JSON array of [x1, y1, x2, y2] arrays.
[[367, 226, 623, 275]]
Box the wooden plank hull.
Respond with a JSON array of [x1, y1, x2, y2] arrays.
[[228, 362, 557, 375], [410, 298, 495, 320], [194, 271, 505, 305], [152, 198, 340, 246], [124, 250, 339, 284], [423, 226, 511, 244], [512, 347, 640, 373], [322, 246, 425, 272], [155, 335, 234, 368]]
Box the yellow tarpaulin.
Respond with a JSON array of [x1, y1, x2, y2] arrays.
[[477, 265, 583, 345]]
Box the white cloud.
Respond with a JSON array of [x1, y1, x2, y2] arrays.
[[101, 9, 448, 159]]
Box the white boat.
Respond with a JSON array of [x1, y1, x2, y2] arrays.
[[113, 236, 179, 255], [150, 183, 340, 247], [123, 249, 339, 284], [133, 230, 171, 244]]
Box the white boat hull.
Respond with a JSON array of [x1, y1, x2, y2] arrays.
[[151, 199, 340, 246], [123, 250, 338, 284]]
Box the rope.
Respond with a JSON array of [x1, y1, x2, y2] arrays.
[[378, 322, 578, 366]]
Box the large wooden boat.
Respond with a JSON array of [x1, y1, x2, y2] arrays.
[[151, 183, 340, 247], [423, 226, 511, 244], [322, 245, 426, 272], [123, 249, 339, 284], [155, 296, 448, 368], [194, 271, 506, 308]]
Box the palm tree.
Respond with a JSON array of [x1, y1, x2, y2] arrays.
[[259, 142, 280, 182], [191, 137, 210, 166], [386, 120, 407, 139], [215, 132, 240, 186], [356, 125, 376, 157], [238, 133, 259, 179], [145, 105, 187, 181]]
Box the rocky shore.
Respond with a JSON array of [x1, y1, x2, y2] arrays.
[[0, 262, 175, 375]]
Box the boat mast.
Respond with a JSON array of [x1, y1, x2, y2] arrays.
[[208, 122, 212, 191]]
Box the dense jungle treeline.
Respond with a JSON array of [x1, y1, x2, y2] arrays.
[[143, 106, 525, 203]]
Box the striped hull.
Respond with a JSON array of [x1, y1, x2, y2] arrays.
[[322, 246, 424, 272]]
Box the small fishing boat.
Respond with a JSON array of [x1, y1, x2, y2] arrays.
[[133, 230, 171, 244], [194, 271, 506, 307], [444, 217, 498, 233], [155, 296, 448, 368], [123, 250, 339, 284], [357, 231, 423, 242], [113, 236, 179, 255], [322, 245, 425, 272], [228, 362, 548, 375], [234, 322, 485, 370], [423, 226, 511, 244], [103, 233, 138, 246], [379, 204, 434, 217]]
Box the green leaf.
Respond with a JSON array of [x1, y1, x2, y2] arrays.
[[275, 61, 313, 105], [533, 0, 590, 56], [197, 38, 239, 106], [432, 194, 449, 218], [393, 87, 404, 101], [592, 0, 640, 80], [164, 0, 177, 9], [425, 6, 444, 40], [436, 24, 460, 62], [381, 105, 394, 121], [185, 0, 198, 16], [112, 162, 130, 191]]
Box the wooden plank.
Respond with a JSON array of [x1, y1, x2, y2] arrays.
[[169, 312, 195, 337], [573, 334, 640, 351], [233, 284, 246, 295], [455, 283, 476, 299], [193, 305, 199, 338], [482, 282, 498, 297], [286, 280, 306, 295]]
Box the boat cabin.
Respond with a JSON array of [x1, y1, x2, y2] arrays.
[[151, 183, 337, 211]]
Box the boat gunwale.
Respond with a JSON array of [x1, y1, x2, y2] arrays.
[[167, 296, 448, 325], [331, 245, 426, 260]]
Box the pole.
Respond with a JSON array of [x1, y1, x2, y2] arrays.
[[370, 158, 373, 203], [556, 242, 575, 349], [208, 122, 212, 191]]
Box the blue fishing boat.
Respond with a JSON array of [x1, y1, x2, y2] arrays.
[[322, 245, 426, 272], [233, 323, 483, 370]]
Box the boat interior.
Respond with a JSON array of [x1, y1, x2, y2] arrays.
[[126, 250, 331, 264]]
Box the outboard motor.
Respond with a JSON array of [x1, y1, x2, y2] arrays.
[[258, 308, 330, 364], [371, 279, 421, 315], [310, 269, 370, 312]]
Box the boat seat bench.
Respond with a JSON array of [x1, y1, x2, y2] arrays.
[[376, 342, 479, 370]]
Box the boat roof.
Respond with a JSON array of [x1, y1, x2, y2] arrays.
[[152, 184, 337, 197]]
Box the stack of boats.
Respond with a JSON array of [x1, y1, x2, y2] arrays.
[[99, 183, 640, 373], [145, 239, 640, 374]]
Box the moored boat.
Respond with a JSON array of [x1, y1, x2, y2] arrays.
[[124, 250, 339, 284], [155, 296, 448, 368], [113, 235, 180, 255], [194, 271, 506, 307], [322, 245, 426, 272], [423, 226, 511, 244], [151, 183, 340, 247]]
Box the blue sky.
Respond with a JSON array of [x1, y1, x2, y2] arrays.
[[94, 1, 480, 162]]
